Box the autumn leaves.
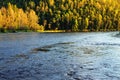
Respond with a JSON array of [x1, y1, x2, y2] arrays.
[[0, 0, 120, 32], [0, 3, 43, 32]]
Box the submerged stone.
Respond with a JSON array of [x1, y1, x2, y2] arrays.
[[32, 48, 50, 52]]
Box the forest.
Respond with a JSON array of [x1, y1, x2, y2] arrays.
[[0, 0, 120, 32]]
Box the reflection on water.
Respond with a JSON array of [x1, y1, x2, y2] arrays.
[[0, 32, 120, 80]]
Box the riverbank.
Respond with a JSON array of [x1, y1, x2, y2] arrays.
[[0, 30, 65, 33], [0, 29, 119, 33], [37, 30, 66, 33]]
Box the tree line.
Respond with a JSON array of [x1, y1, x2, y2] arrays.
[[0, 0, 120, 32]]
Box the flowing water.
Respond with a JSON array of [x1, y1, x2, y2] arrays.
[[0, 32, 120, 80]]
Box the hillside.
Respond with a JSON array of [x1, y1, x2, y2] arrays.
[[0, 0, 120, 32]]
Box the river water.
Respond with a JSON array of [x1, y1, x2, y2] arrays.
[[0, 32, 120, 80]]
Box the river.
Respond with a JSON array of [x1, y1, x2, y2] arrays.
[[0, 32, 120, 80]]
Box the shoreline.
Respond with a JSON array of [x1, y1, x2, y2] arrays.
[[0, 30, 119, 33]]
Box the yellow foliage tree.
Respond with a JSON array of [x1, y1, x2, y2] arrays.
[[0, 10, 3, 27], [0, 3, 43, 32], [6, 3, 15, 30], [27, 9, 41, 31], [48, 0, 54, 6], [17, 9, 28, 30]]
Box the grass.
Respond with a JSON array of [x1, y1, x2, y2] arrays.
[[37, 30, 65, 33]]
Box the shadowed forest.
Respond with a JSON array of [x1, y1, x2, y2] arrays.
[[0, 0, 120, 32]]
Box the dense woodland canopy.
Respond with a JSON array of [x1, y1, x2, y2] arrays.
[[0, 0, 120, 32]]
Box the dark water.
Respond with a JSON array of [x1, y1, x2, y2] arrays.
[[0, 32, 120, 80]]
